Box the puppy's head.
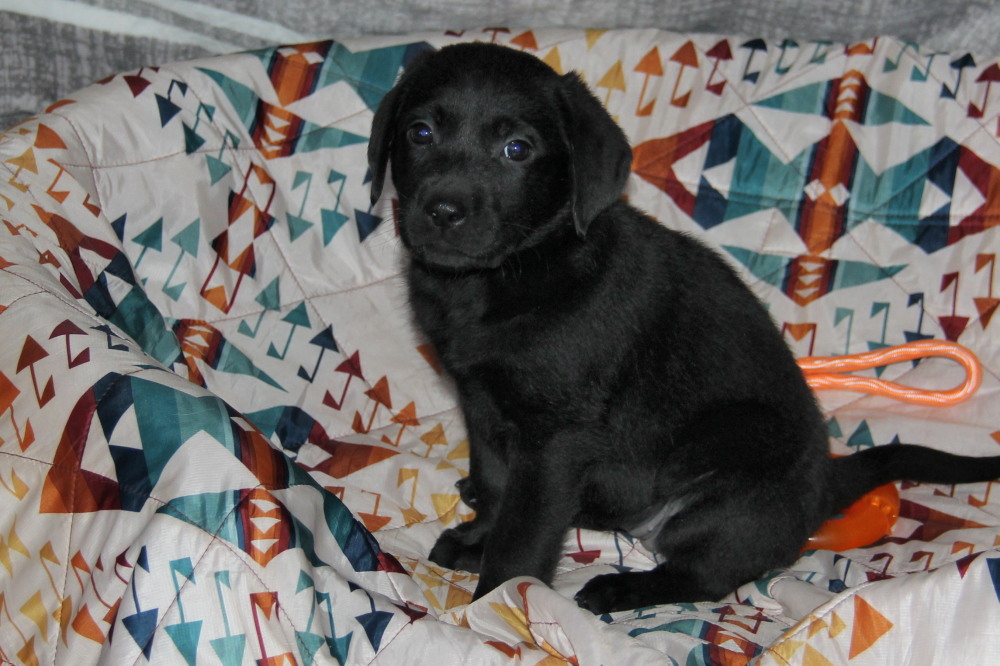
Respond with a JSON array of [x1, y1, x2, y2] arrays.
[[369, 43, 632, 271]]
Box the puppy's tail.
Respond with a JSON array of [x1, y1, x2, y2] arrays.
[[827, 445, 1000, 513]]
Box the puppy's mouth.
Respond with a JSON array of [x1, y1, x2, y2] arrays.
[[398, 208, 510, 271], [404, 236, 508, 271]]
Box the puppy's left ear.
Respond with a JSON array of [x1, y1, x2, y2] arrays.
[[558, 73, 633, 237]]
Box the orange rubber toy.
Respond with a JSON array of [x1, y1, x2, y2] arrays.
[[797, 340, 983, 551]]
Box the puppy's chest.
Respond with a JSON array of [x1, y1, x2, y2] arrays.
[[438, 302, 552, 370], [417, 279, 591, 390]]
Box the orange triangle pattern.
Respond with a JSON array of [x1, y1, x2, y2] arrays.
[[510, 30, 538, 51], [848, 596, 894, 659], [635, 46, 664, 76], [304, 439, 400, 478], [34, 124, 67, 150]]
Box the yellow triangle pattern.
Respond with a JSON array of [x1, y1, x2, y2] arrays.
[[490, 602, 534, 644], [542, 47, 563, 74], [769, 638, 805, 661], [4, 471, 30, 499], [5, 146, 37, 174], [585, 29, 607, 49], [597, 61, 626, 92], [447, 439, 469, 461], [806, 616, 827, 638], [431, 492, 460, 522], [829, 612, 846, 638], [420, 423, 448, 448], [21, 591, 48, 634], [802, 644, 836, 666]]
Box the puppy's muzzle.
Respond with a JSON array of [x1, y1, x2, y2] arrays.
[[402, 184, 504, 268], [425, 198, 467, 229]]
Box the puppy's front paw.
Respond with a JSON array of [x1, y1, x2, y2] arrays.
[[429, 526, 484, 573], [575, 572, 646, 614]]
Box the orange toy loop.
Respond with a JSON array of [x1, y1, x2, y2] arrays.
[[798, 339, 982, 552], [797, 339, 982, 407]]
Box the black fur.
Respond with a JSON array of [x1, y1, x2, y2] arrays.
[[368, 42, 1000, 613]]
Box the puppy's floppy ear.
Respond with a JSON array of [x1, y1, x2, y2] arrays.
[[369, 46, 442, 204], [368, 79, 406, 205], [557, 73, 633, 237]]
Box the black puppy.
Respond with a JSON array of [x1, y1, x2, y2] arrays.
[[368, 42, 1000, 613]]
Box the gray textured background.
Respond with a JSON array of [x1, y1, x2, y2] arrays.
[[2, 0, 1000, 129]]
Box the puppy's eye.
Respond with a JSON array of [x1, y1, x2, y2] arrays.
[[407, 122, 434, 145], [503, 140, 531, 161]]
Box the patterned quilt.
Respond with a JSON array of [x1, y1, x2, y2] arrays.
[[1, 28, 999, 665]]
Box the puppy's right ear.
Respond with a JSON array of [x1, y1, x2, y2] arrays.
[[368, 80, 405, 205], [557, 73, 633, 237], [369, 47, 439, 204]]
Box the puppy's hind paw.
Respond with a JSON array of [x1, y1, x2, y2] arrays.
[[575, 573, 644, 614], [575, 570, 679, 614], [429, 526, 484, 573], [577, 568, 719, 613]]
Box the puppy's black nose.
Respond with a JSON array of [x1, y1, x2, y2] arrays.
[[425, 200, 467, 228]]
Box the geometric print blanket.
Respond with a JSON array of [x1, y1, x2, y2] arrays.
[[1, 27, 998, 665]]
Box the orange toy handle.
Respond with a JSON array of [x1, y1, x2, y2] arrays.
[[798, 340, 981, 551], [797, 339, 982, 407]]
